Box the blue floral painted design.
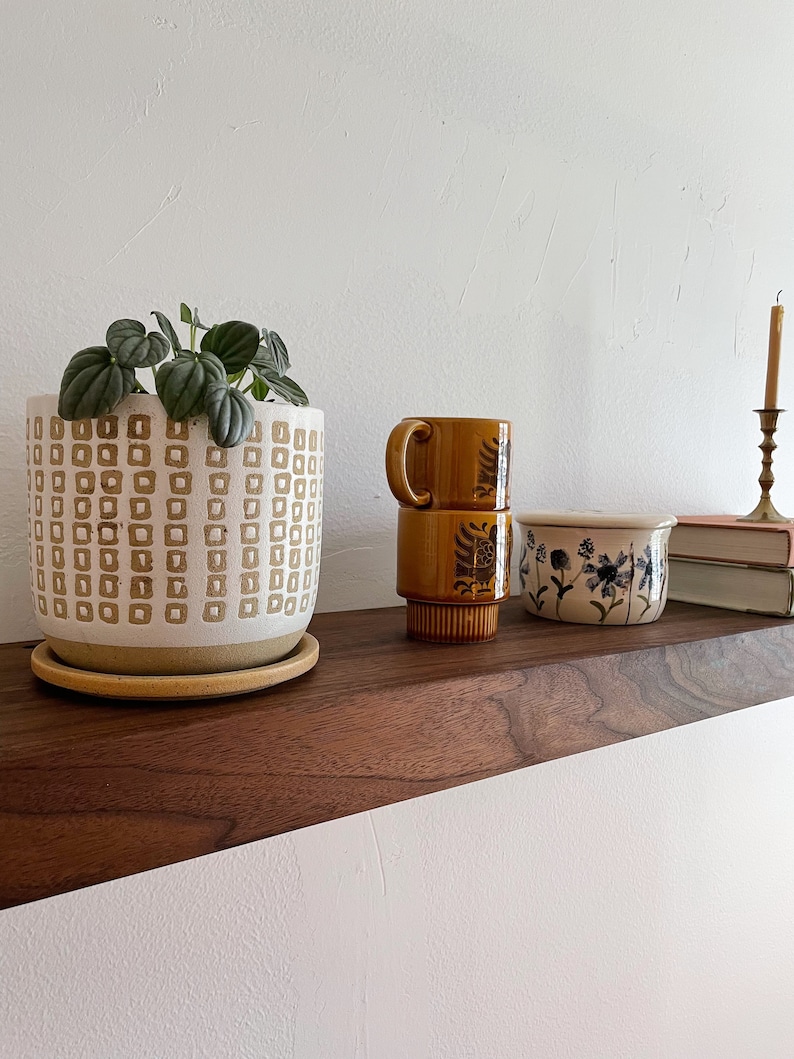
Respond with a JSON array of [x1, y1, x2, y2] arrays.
[[635, 543, 666, 618], [582, 550, 634, 623], [522, 531, 668, 625], [584, 551, 632, 599], [636, 545, 654, 591]]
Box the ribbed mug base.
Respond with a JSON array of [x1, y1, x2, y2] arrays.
[[405, 600, 499, 643]]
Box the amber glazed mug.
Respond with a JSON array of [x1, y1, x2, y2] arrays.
[[396, 507, 512, 642], [386, 417, 512, 510]]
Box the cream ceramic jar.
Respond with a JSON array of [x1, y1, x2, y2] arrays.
[[26, 395, 323, 674], [516, 511, 677, 625]]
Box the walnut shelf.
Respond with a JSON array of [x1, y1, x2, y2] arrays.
[[2, 599, 794, 909]]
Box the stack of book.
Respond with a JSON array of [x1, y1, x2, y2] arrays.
[[668, 515, 794, 617]]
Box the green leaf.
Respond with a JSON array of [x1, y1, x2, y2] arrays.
[[590, 600, 608, 621], [204, 380, 254, 447], [200, 320, 260, 372], [252, 345, 279, 375], [264, 373, 309, 406], [58, 346, 136, 420], [106, 319, 169, 368], [250, 375, 270, 401], [155, 351, 226, 421], [193, 307, 210, 330], [251, 360, 309, 406], [267, 330, 290, 375], [180, 304, 210, 331], [150, 311, 182, 353]]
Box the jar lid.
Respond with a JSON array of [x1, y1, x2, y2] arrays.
[[515, 510, 677, 531]]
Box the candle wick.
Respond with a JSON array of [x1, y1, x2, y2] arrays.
[[778, 290, 783, 303]]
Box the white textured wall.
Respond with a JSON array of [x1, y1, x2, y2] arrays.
[[4, 3, 794, 1056], [3, 699, 794, 1058], [3, 0, 794, 634]]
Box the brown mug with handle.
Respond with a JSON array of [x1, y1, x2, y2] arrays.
[[386, 416, 513, 643], [396, 507, 512, 643], [385, 417, 512, 510]]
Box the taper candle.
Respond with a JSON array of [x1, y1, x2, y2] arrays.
[[764, 300, 785, 408]]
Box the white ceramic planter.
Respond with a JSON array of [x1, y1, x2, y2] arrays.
[[26, 395, 323, 674], [516, 511, 677, 625]]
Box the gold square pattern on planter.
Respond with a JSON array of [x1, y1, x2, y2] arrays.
[[26, 395, 324, 675]]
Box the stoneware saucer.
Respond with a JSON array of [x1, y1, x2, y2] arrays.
[[30, 634, 319, 701]]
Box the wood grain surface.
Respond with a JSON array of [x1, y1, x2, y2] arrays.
[[2, 599, 794, 908]]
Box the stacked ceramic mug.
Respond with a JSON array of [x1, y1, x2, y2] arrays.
[[385, 417, 513, 643]]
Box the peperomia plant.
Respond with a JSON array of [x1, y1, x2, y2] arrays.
[[57, 303, 309, 447]]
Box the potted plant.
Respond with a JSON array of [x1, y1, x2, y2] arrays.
[[26, 304, 323, 680]]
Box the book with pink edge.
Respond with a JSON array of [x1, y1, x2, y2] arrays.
[[670, 515, 794, 569]]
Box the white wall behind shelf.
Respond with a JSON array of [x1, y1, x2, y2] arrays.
[[3, 0, 794, 636], [3, 3, 794, 1055]]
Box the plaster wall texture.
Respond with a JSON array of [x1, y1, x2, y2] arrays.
[[3, 2, 794, 1056], [3, 0, 794, 635], [3, 698, 794, 1058]]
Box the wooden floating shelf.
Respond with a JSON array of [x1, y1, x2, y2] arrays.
[[2, 599, 794, 909]]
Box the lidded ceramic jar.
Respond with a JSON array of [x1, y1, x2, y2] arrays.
[[516, 511, 677, 625]]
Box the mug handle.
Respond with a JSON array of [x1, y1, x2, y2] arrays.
[[385, 419, 432, 506]]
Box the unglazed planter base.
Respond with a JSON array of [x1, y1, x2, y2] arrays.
[[30, 633, 319, 700], [43, 630, 304, 675], [516, 511, 677, 626], [26, 396, 323, 675]]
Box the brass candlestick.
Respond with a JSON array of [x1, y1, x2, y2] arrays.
[[738, 409, 793, 523]]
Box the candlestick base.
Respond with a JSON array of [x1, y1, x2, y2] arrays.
[[737, 497, 792, 523], [737, 408, 794, 523]]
